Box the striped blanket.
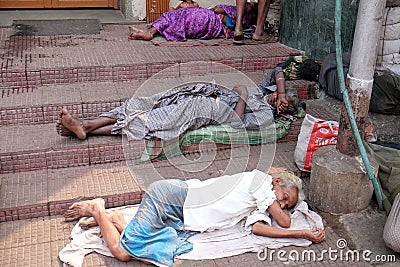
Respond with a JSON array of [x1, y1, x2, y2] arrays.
[[140, 115, 297, 161]]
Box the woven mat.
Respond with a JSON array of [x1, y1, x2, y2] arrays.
[[12, 19, 102, 36], [151, 35, 276, 47]]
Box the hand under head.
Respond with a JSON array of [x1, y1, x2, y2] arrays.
[[272, 179, 299, 209], [263, 88, 300, 116]]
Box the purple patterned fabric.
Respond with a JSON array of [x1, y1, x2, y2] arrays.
[[215, 4, 251, 28], [152, 7, 225, 42]]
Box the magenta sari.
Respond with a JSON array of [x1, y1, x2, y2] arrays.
[[152, 4, 252, 42], [152, 7, 226, 42]]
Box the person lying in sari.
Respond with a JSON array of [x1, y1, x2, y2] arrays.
[[128, 4, 257, 42]]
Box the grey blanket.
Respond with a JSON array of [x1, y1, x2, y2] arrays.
[[364, 141, 400, 213], [101, 83, 275, 141]]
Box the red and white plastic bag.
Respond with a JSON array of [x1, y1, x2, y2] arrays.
[[294, 114, 339, 171]]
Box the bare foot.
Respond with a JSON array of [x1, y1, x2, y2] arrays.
[[56, 122, 74, 136], [59, 108, 87, 140], [128, 26, 142, 34], [252, 32, 271, 41], [79, 216, 98, 230], [129, 32, 153, 41], [78, 210, 126, 230], [128, 26, 153, 41], [64, 198, 105, 222]]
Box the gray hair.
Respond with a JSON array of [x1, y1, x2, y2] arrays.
[[270, 171, 305, 203], [285, 87, 300, 115]]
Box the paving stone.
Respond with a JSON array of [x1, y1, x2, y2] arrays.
[[0, 215, 372, 267], [0, 170, 48, 210], [1, 21, 395, 267]]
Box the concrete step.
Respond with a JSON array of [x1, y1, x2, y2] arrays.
[[0, 123, 134, 173], [0, 121, 304, 174], [0, 72, 322, 173], [0, 162, 143, 222], [0, 141, 301, 222], [0, 71, 317, 126], [0, 25, 302, 89], [0, 71, 319, 174]]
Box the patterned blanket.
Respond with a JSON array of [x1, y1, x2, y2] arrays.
[[140, 115, 297, 161]]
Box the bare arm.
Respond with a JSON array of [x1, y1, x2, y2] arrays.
[[232, 85, 248, 118], [211, 7, 227, 15], [252, 221, 326, 243], [267, 200, 291, 228], [275, 71, 289, 114]]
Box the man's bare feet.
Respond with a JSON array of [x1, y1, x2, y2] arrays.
[[56, 122, 74, 136], [128, 26, 153, 41], [79, 216, 99, 230], [79, 210, 126, 230], [64, 198, 105, 222], [128, 26, 142, 33], [59, 108, 87, 140]]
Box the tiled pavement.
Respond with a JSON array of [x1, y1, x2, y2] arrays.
[[0, 23, 395, 266]]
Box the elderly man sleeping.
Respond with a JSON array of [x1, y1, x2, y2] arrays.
[[57, 82, 299, 159], [61, 169, 326, 266]]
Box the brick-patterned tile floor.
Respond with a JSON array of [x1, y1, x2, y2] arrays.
[[0, 23, 397, 267]]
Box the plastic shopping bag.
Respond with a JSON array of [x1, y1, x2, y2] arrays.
[[294, 114, 338, 171], [383, 193, 400, 253]]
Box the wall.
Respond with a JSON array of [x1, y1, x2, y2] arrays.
[[123, 0, 145, 20], [279, 0, 359, 60], [376, 6, 400, 75], [278, 0, 399, 72]]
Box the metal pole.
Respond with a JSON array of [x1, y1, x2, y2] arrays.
[[336, 0, 386, 156]]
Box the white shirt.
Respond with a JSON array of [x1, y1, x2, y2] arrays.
[[183, 169, 277, 232]]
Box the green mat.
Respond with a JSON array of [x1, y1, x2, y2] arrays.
[[140, 115, 298, 162]]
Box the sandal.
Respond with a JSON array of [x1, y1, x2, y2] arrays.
[[233, 31, 244, 45], [252, 34, 275, 43]]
